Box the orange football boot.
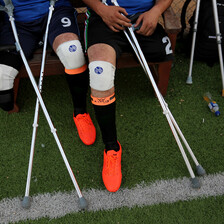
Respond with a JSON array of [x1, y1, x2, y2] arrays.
[[102, 142, 122, 192], [73, 113, 96, 145]]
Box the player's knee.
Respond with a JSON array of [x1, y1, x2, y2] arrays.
[[89, 61, 115, 91], [0, 64, 19, 91], [56, 40, 87, 74], [89, 61, 116, 106]]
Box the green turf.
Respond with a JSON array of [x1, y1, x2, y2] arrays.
[[1, 53, 224, 198], [0, 52, 224, 223]]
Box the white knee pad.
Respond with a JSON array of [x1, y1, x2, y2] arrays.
[[89, 61, 115, 91], [0, 64, 18, 90], [56, 40, 86, 70]]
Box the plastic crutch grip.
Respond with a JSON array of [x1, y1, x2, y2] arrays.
[[3, 0, 12, 4], [127, 12, 143, 31], [50, 0, 58, 6], [3, 0, 14, 16]]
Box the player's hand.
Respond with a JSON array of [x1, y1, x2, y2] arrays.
[[134, 8, 160, 36], [99, 5, 131, 32]]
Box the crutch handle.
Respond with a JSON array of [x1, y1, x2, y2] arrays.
[[127, 13, 143, 31], [3, 0, 14, 16], [111, 0, 142, 31], [50, 0, 58, 6], [3, 0, 13, 7], [132, 23, 142, 31]]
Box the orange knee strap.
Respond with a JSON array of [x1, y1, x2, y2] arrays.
[[91, 93, 116, 106], [65, 64, 87, 75]]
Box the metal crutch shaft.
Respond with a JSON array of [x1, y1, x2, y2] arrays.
[[211, 0, 224, 96], [111, 0, 201, 188], [12, 17, 87, 210], [160, 97, 206, 176], [22, 1, 56, 209], [186, 0, 201, 84], [130, 27, 198, 181], [2, 0, 87, 209], [126, 28, 205, 176], [187, 0, 224, 96], [126, 27, 205, 176], [128, 27, 200, 187]]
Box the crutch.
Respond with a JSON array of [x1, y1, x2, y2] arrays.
[[22, 0, 58, 209], [0, 0, 87, 209], [212, 0, 224, 96], [110, 0, 206, 188], [186, 0, 224, 97], [185, 0, 201, 85]]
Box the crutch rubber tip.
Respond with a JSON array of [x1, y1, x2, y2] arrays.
[[186, 76, 193, 84], [196, 165, 206, 176], [79, 197, 88, 210], [191, 177, 200, 189], [21, 196, 31, 209]]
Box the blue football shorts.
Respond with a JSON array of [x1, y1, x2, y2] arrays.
[[0, 6, 80, 59]]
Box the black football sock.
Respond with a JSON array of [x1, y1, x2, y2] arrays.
[[105, 141, 120, 153], [65, 69, 89, 117], [0, 89, 14, 111], [93, 102, 120, 152]]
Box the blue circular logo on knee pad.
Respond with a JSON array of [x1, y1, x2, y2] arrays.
[[69, 45, 77, 52], [95, 67, 103, 74]]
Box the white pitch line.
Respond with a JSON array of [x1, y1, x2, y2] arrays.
[[1, 172, 224, 224]]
